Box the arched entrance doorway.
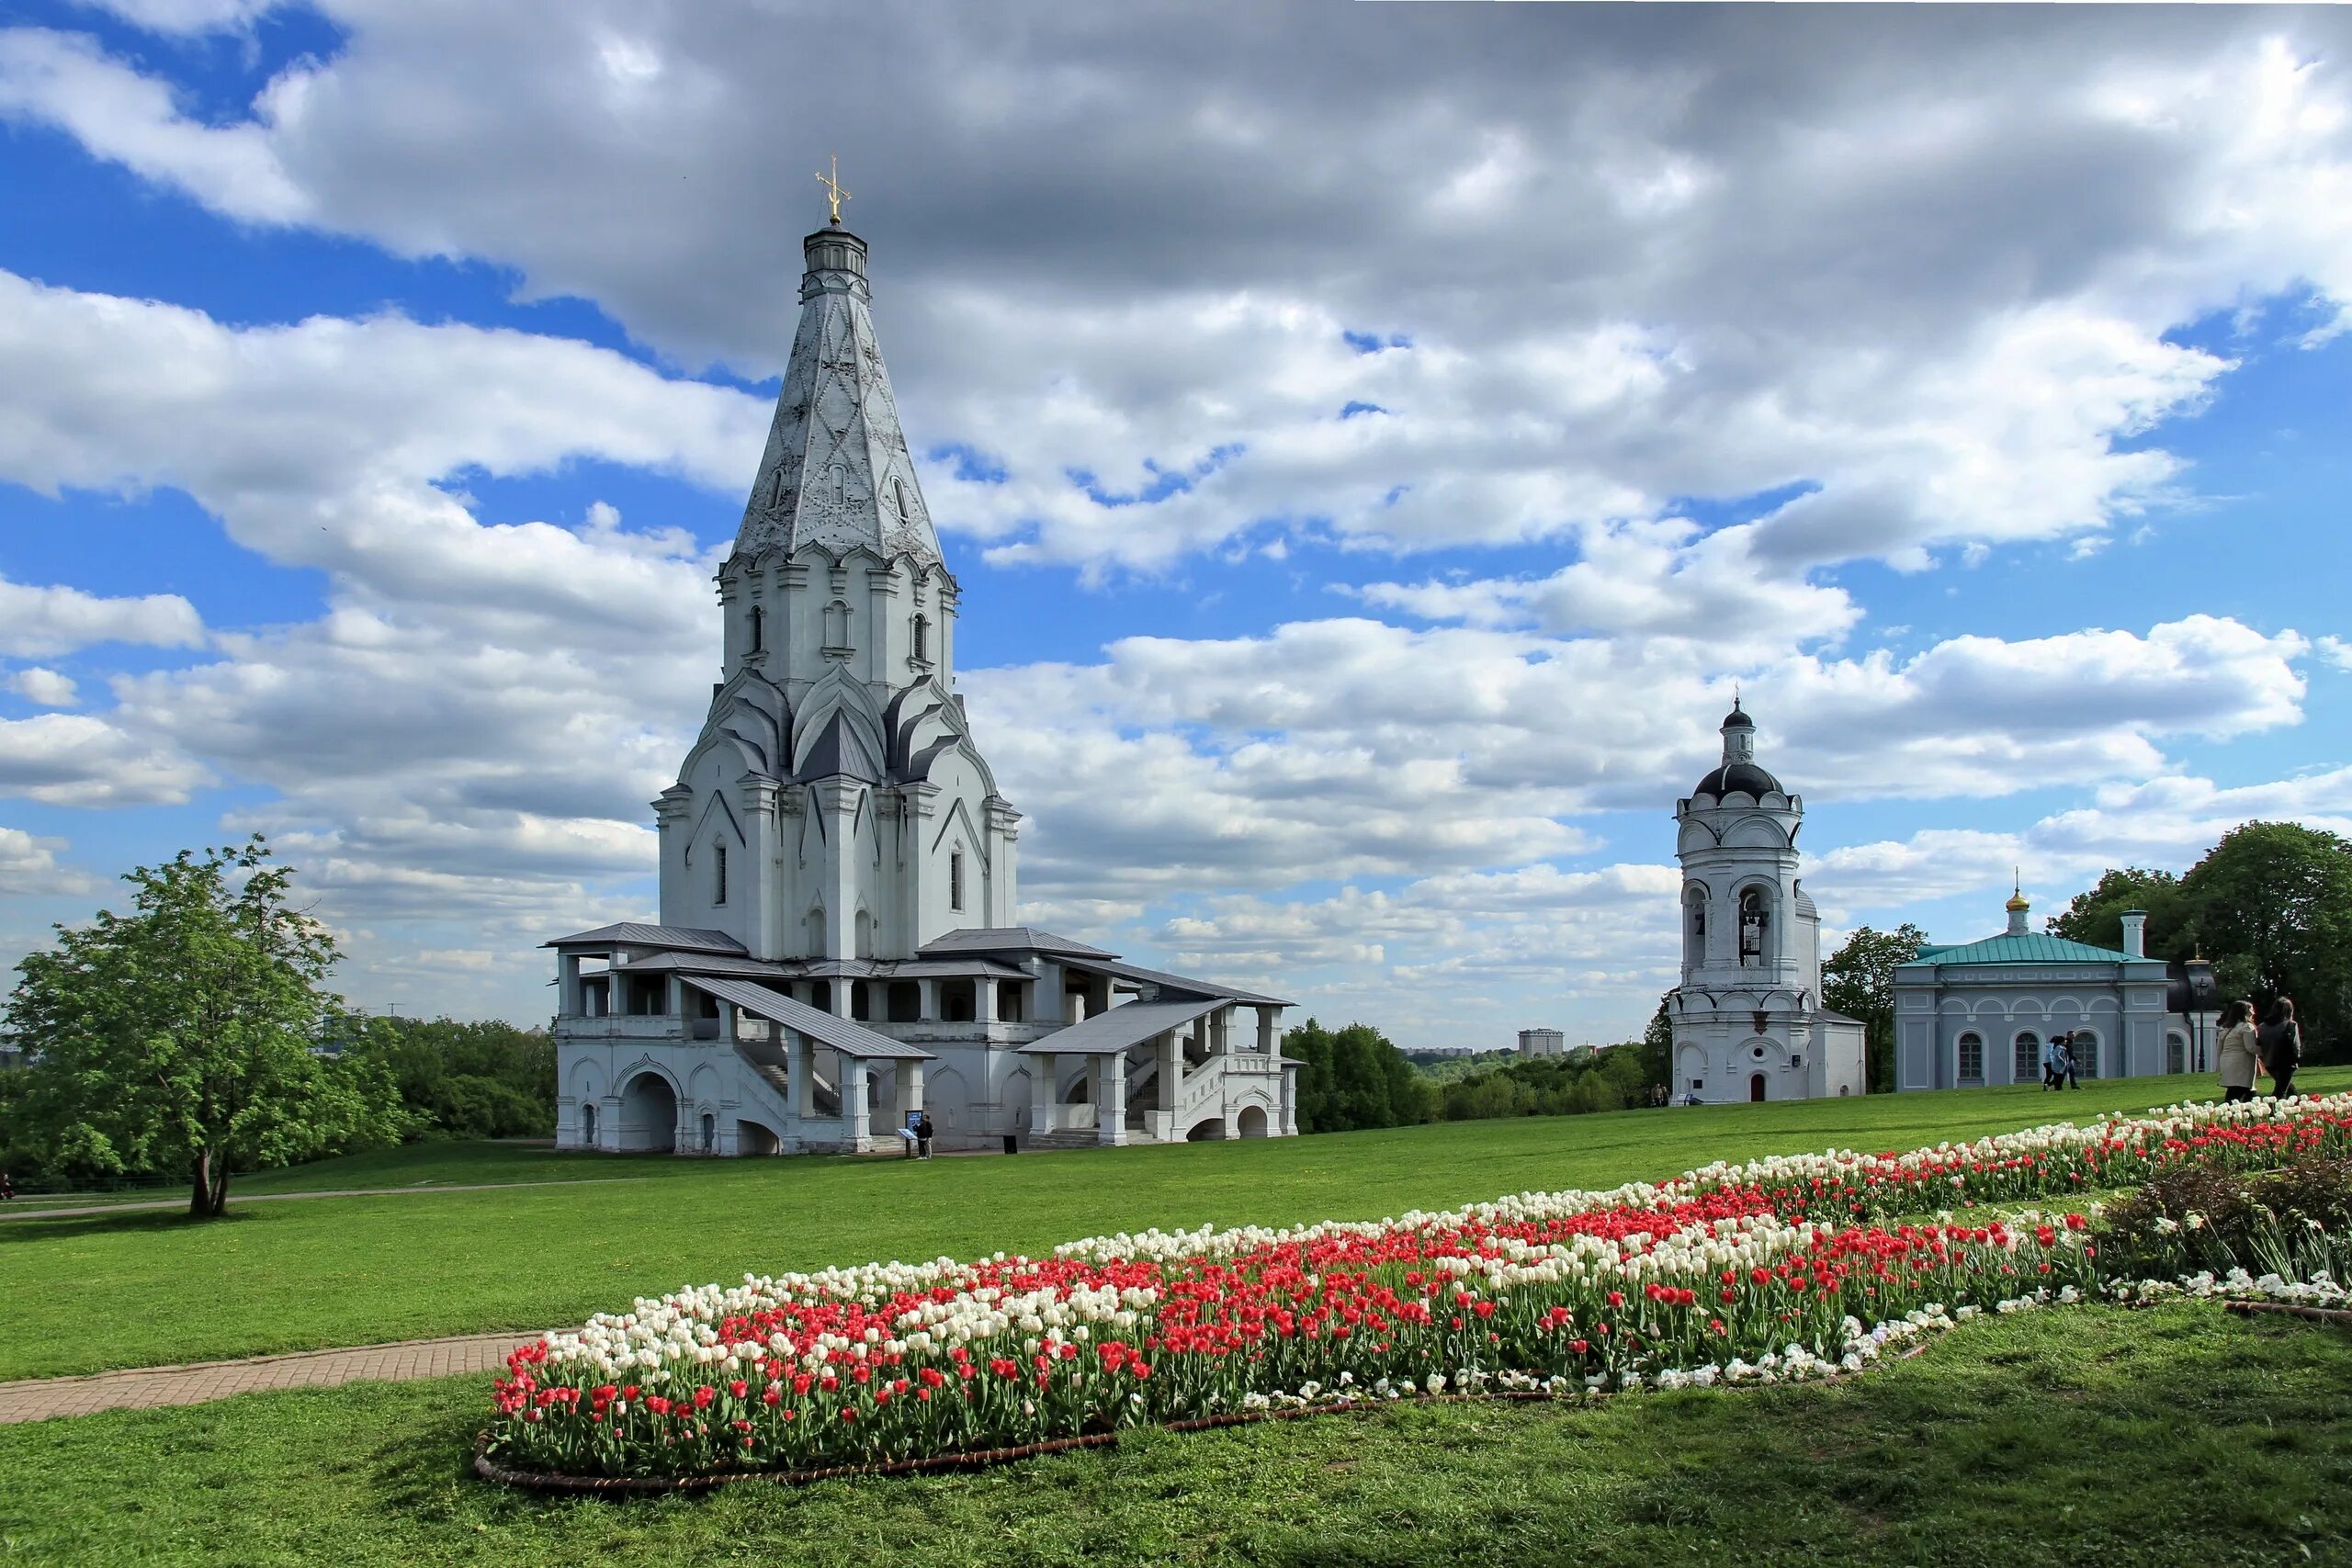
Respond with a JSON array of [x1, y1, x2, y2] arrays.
[[1237, 1105, 1270, 1138], [617, 1072, 678, 1153], [1748, 1073, 1767, 1103]]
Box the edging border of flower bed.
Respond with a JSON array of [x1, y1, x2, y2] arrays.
[[475, 1388, 1645, 1495], [470, 1357, 1961, 1496]]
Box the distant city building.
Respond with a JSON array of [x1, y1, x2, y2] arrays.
[[1893, 891, 2216, 1089], [1517, 1028, 1567, 1057], [1665, 702, 1868, 1103]]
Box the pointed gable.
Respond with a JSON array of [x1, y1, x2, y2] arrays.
[[736, 223, 942, 567]]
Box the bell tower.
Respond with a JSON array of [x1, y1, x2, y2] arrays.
[[1666, 701, 1826, 1101]]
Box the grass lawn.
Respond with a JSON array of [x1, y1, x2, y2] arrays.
[[0, 1302, 2341, 1566], [2, 1066, 2343, 1382]]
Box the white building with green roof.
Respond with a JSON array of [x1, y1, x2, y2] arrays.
[[1892, 890, 2206, 1090]]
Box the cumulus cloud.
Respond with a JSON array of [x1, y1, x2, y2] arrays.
[[6, 6, 2347, 585], [0, 714, 209, 805], [0, 572, 202, 658], [4, 667, 81, 707], [0, 826, 97, 897]]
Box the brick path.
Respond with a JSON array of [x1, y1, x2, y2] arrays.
[[0, 1331, 532, 1425]]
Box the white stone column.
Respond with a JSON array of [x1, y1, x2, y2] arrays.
[[558, 953, 582, 1016], [741, 777, 781, 960], [1256, 1006, 1277, 1054], [1098, 1054, 1126, 1146], [918, 977, 941, 1021], [1280, 1068, 1297, 1135], [843, 1058, 872, 1145], [1034, 961, 1064, 1024], [1030, 1055, 1056, 1136], [1158, 1030, 1180, 1113], [795, 1032, 816, 1120], [973, 975, 997, 1025], [1211, 1007, 1231, 1055], [985, 796, 1022, 926], [895, 1061, 925, 1130]]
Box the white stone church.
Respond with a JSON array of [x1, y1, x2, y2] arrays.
[[1663, 703, 1869, 1103], [548, 218, 1297, 1156]]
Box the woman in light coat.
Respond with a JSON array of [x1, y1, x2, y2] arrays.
[[2213, 999, 2260, 1104]]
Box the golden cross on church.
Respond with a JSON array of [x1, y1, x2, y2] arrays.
[[815, 154, 850, 225]]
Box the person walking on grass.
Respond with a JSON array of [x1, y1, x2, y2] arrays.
[[2041, 1034, 2065, 1090], [2054, 1033, 2081, 1090], [2214, 1000, 2261, 1105], [2257, 998, 2302, 1100], [916, 1112, 936, 1160]]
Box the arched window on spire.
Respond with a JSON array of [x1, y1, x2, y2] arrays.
[[912, 614, 930, 665], [713, 843, 728, 907], [747, 604, 764, 655], [824, 600, 851, 652], [1683, 886, 1707, 971], [892, 476, 910, 523]]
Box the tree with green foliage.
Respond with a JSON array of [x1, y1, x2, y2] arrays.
[[344, 1015, 556, 1139], [1821, 923, 1926, 1094], [2050, 822, 2352, 1063], [2046, 867, 2191, 957], [6, 838, 404, 1216], [1639, 997, 1673, 1094], [1433, 1042, 1652, 1121], [1282, 1019, 1434, 1133]]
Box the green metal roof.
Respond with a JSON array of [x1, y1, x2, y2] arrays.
[[1897, 932, 2133, 968]]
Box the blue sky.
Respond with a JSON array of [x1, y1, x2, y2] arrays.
[[1, 2, 2347, 1047]]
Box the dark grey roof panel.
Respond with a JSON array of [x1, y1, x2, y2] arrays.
[[918, 926, 1118, 960], [1094, 957, 1292, 1008], [1014, 998, 1224, 1056], [616, 952, 797, 977], [682, 976, 933, 1059], [545, 923, 746, 953]]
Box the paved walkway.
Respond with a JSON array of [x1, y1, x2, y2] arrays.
[[0, 1177, 636, 1222], [0, 1331, 531, 1425]]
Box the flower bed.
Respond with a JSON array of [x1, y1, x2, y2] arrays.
[[485, 1094, 2352, 1483]]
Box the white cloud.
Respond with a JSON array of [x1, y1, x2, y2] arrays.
[[7, 9, 2346, 580], [0, 714, 209, 805], [0, 826, 96, 897], [0, 29, 307, 220], [2314, 635, 2352, 671], [0, 573, 202, 658], [4, 667, 81, 707], [75, 1, 282, 34]]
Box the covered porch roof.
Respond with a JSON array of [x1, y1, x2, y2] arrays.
[[1013, 998, 1224, 1056], [683, 976, 933, 1060]]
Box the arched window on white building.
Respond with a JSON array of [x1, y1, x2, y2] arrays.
[[713, 842, 728, 907], [949, 849, 967, 913], [2070, 1031, 2101, 1079], [1683, 886, 1707, 970], [2166, 1032, 2188, 1075], [2012, 1030, 2041, 1082], [823, 600, 851, 650], [912, 613, 930, 665], [1956, 1031, 1984, 1085]]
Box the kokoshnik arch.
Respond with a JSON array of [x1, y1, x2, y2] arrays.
[[545, 211, 1298, 1156]]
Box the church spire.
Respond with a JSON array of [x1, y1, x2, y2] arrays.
[[734, 217, 942, 566]]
